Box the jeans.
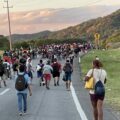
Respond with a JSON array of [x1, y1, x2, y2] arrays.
[[17, 93, 27, 112]]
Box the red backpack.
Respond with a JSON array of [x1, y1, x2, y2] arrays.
[[52, 62, 60, 72]]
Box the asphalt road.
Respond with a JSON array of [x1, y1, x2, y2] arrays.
[[0, 55, 119, 120]]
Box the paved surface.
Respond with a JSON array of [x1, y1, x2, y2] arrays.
[[0, 55, 119, 120]]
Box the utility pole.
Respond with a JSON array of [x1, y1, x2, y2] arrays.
[[4, 0, 13, 50]]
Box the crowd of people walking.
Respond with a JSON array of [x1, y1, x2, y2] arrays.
[[0, 43, 87, 116], [0, 42, 107, 120]]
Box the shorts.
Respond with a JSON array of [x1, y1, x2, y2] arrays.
[[0, 75, 6, 82], [37, 71, 43, 78], [65, 72, 72, 81], [90, 93, 105, 101], [43, 73, 51, 81], [0, 72, 4, 77], [52, 71, 60, 78], [28, 71, 33, 79]]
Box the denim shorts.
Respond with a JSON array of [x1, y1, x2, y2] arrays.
[[65, 72, 72, 81]]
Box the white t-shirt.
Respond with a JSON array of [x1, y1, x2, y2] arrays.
[[3, 62, 10, 70], [43, 65, 53, 74], [86, 68, 107, 94]]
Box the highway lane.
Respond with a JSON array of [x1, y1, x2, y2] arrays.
[[0, 57, 80, 120], [0, 56, 119, 120]]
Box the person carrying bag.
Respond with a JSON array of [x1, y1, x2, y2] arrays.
[[84, 59, 107, 120]]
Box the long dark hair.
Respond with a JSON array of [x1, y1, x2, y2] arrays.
[[93, 60, 103, 68]]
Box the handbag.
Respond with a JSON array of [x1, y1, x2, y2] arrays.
[[84, 77, 94, 89], [62, 74, 66, 82], [84, 69, 94, 89]]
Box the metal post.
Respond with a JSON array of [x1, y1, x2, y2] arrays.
[[4, 0, 13, 50]]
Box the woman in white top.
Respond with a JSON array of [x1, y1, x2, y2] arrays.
[[85, 59, 107, 120]]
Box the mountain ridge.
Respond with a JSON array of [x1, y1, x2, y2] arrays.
[[10, 8, 120, 45]]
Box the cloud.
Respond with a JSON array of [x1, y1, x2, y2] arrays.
[[0, 5, 120, 35]]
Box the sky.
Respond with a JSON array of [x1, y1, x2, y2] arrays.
[[0, 0, 120, 13], [0, 0, 120, 35]]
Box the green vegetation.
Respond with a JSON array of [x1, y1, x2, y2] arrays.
[[48, 9, 120, 44], [11, 30, 51, 42], [0, 35, 9, 50], [81, 49, 120, 111], [11, 9, 120, 48], [0, 51, 3, 58], [13, 41, 29, 49]]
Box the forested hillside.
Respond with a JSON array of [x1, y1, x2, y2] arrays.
[[47, 9, 120, 42], [0, 35, 9, 50], [10, 9, 120, 48]]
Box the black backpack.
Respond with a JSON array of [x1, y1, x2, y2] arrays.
[[15, 74, 27, 91], [13, 63, 18, 71], [38, 64, 44, 73], [53, 63, 59, 72], [95, 80, 105, 96], [19, 58, 26, 65], [3, 63, 8, 73], [64, 63, 72, 73], [0, 63, 4, 74]]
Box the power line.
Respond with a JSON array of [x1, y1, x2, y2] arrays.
[[3, 0, 13, 50]]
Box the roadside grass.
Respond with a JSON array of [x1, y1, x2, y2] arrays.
[[81, 49, 120, 111], [0, 50, 3, 57]]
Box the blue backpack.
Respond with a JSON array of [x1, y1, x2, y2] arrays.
[[95, 70, 105, 96], [95, 80, 105, 96]]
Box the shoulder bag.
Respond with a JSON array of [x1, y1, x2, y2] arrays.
[[84, 69, 94, 89]]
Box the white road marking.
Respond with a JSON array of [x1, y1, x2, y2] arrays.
[[70, 83, 88, 120], [0, 88, 10, 95]]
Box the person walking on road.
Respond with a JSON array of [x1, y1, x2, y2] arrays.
[[63, 59, 73, 91], [26, 58, 34, 82], [15, 65, 32, 116], [12, 58, 19, 76], [36, 59, 44, 86], [85, 59, 107, 120], [0, 59, 7, 88], [43, 60, 53, 90], [51, 58, 61, 86]]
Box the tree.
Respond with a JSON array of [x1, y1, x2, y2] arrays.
[[0, 36, 9, 50]]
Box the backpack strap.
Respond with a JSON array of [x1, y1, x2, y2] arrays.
[[98, 69, 102, 81], [91, 69, 94, 77]]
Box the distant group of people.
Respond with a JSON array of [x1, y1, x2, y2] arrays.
[[0, 43, 79, 116], [36, 57, 73, 91], [15, 56, 74, 116]]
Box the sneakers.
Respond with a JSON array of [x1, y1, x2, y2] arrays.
[[19, 112, 22, 116], [46, 86, 50, 90], [23, 112, 27, 115], [67, 88, 71, 91], [57, 81, 59, 86], [19, 111, 27, 116]]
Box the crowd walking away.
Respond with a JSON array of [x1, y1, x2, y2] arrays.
[[0, 43, 91, 116]]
